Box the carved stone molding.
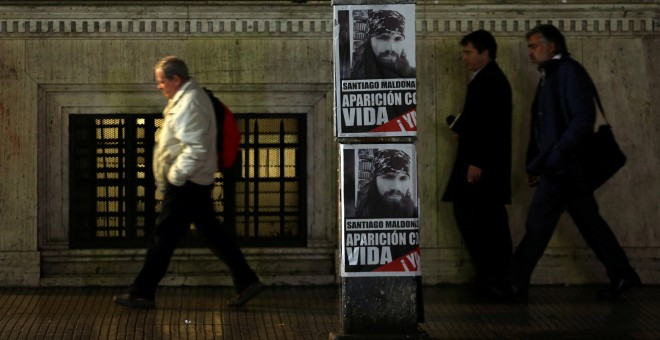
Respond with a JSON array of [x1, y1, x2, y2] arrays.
[[0, 18, 333, 36], [416, 4, 658, 36], [417, 17, 655, 37], [0, 4, 656, 37]]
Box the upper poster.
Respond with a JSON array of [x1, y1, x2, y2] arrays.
[[334, 4, 417, 138]]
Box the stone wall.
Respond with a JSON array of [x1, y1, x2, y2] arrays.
[[0, 1, 657, 286]]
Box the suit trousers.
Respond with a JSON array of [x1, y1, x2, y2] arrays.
[[509, 173, 637, 289], [130, 181, 258, 299], [453, 200, 512, 283]]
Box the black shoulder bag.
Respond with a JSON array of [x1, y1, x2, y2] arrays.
[[574, 86, 627, 190]]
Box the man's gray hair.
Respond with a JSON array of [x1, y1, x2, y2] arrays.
[[154, 56, 190, 81], [526, 24, 568, 55]]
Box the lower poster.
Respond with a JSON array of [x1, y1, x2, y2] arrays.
[[340, 143, 421, 277]]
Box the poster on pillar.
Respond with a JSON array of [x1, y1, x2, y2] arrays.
[[334, 4, 417, 138], [340, 143, 421, 277]]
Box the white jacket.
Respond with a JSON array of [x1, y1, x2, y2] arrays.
[[153, 79, 217, 192]]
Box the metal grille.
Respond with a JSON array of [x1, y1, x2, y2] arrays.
[[69, 113, 306, 249], [236, 115, 307, 247]]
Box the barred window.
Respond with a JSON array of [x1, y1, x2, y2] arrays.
[[68, 113, 306, 248]]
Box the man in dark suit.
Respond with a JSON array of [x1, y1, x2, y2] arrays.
[[493, 24, 641, 300], [442, 30, 513, 290]]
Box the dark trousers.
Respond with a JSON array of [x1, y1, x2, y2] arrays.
[[453, 200, 512, 284], [130, 181, 258, 299], [509, 174, 637, 289]]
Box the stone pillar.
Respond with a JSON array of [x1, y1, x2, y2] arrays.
[[331, 0, 427, 338], [339, 276, 425, 337]]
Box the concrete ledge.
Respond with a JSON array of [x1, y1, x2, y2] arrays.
[[35, 246, 660, 286], [40, 247, 336, 287], [420, 247, 660, 285], [0, 251, 40, 286]]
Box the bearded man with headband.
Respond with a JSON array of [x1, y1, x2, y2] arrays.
[[351, 10, 416, 79], [356, 149, 418, 219]]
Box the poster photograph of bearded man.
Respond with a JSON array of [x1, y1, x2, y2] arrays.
[[341, 144, 419, 219], [335, 5, 416, 80], [340, 144, 421, 276], [334, 4, 417, 138]]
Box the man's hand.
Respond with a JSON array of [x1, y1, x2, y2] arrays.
[[467, 165, 482, 184], [527, 175, 539, 187]]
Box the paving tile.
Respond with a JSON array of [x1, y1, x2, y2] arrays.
[[0, 285, 659, 339]]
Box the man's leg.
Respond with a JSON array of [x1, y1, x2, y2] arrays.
[[453, 201, 488, 283], [115, 183, 191, 308], [453, 201, 512, 284], [129, 183, 191, 299], [187, 182, 259, 292], [567, 194, 639, 284], [482, 203, 513, 281], [508, 176, 566, 291]]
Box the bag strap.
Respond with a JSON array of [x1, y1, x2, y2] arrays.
[[586, 73, 609, 125]]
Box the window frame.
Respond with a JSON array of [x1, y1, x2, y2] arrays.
[[67, 113, 308, 249]]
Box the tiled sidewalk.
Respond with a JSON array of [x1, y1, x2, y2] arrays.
[[1, 285, 658, 339]]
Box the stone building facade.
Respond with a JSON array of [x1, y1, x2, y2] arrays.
[[0, 0, 658, 287]]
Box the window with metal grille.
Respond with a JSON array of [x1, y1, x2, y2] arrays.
[[69, 113, 306, 249]]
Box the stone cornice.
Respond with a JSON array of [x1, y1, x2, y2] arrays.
[[0, 3, 656, 36], [417, 4, 658, 36]]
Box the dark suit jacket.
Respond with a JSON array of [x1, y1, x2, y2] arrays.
[[443, 61, 512, 204], [526, 55, 596, 177]]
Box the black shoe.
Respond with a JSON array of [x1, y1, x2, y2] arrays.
[[486, 280, 528, 303], [228, 281, 263, 307], [598, 277, 642, 299], [113, 293, 156, 309]]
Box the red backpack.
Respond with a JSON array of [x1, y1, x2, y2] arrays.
[[204, 88, 241, 171]]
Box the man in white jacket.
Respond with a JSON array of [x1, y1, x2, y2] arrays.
[[114, 56, 262, 309]]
